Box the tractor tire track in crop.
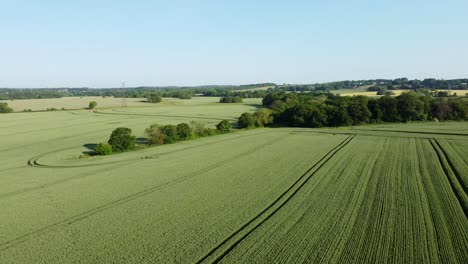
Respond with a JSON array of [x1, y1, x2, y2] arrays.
[[196, 135, 355, 264], [292, 130, 443, 140], [429, 138, 468, 218], [0, 133, 289, 251], [351, 128, 468, 137], [2, 132, 273, 200]]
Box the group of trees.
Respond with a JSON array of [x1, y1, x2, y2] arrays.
[[219, 96, 243, 103], [273, 78, 468, 93], [94, 120, 234, 155], [0, 102, 13, 113], [245, 92, 467, 128], [238, 109, 274, 129], [145, 120, 232, 146], [145, 123, 192, 145], [94, 127, 136, 155]]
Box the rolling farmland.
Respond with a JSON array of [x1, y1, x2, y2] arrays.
[[0, 97, 467, 263]]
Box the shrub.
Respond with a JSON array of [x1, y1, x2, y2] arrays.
[[94, 143, 113, 155], [216, 120, 232, 133], [0, 103, 13, 113], [160, 125, 178, 143], [253, 109, 273, 127], [176, 123, 193, 140], [238, 112, 256, 129], [145, 124, 166, 145], [202, 128, 218, 137], [89, 101, 98, 109], [146, 94, 162, 103], [190, 121, 207, 137], [108, 127, 136, 152]]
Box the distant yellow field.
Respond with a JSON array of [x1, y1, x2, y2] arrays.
[[237, 86, 274, 92], [440, 89, 468, 96], [337, 89, 467, 97]]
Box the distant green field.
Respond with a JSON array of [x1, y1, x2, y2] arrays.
[[0, 97, 467, 263], [0, 96, 263, 112]]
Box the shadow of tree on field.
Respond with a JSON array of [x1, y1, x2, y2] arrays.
[[136, 137, 148, 145], [82, 143, 97, 156], [243, 104, 264, 109]]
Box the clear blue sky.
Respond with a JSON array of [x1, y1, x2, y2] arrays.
[[1, 0, 467, 88]]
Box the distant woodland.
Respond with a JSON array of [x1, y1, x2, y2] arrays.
[[1, 79, 467, 100]]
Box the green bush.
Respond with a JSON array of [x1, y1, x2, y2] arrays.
[[145, 124, 166, 145], [160, 125, 178, 143], [216, 120, 232, 133], [0, 103, 13, 113], [238, 112, 256, 128], [201, 128, 218, 137], [89, 101, 98, 109], [108, 127, 136, 152], [146, 94, 162, 103], [94, 143, 113, 155], [176, 123, 193, 140], [190, 121, 207, 137]]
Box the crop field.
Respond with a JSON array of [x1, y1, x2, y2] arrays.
[[0, 96, 263, 112], [0, 97, 467, 263]]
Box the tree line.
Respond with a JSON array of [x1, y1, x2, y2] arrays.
[[2, 78, 466, 101], [235, 92, 467, 129], [0, 83, 274, 100], [272, 78, 468, 93]]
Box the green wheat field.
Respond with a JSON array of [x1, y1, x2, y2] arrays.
[[0, 97, 467, 263]]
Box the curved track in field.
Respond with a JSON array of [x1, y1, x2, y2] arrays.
[[4, 132, 278, 201], [26, 131, 273, 169], [0, 134, 290, 251], [196, 135, 355, 264]]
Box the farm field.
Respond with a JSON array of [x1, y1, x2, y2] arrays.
[[335, 88, 468, 97], [0, 96, 262, 112], [0, 97, 467, 263]]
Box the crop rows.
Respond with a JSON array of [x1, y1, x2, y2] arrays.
[[1, 98, 467, 263], [0, 132, 346, 263], [216, 137, 468, 263], [197, 135, 354, 263]]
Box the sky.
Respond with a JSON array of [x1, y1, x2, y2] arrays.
[[1, 0, 467, 88]]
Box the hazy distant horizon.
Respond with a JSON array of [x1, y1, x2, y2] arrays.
[[1, 1, 467, 88]]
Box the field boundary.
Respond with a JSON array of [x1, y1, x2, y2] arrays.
[[196, 135, 355, 263], [0, 133, 290, 251]]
